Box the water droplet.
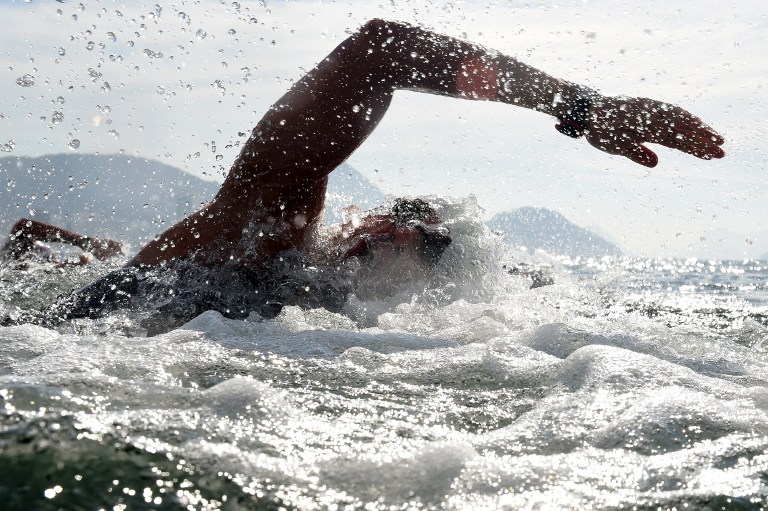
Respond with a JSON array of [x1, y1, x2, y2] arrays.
[[108, 130, 119, 139], [196, 29, 207, 40], [107, 32, 116, 42], [52, 111, 64, 124], [56, 96, 65, 104], [58, 47, 66, 56], [86, 41, 95, 51], [16, 74, 35, 87], [143, 48, 163, 59], [249, 17, 258, 24], [152, 4, 162, 18], [1, 141, 15, 152], [68, 139, 80, 150], [228, 29, 236, 36]]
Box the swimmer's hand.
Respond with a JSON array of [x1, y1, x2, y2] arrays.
[[82, 238, 124, 260], [585, 95, 725, 167]]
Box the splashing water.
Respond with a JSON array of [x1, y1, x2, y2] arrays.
[[15, 74, 35, 87], [1, 199, 767, 510]]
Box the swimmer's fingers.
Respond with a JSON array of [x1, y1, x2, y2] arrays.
[[641, 102, 725, 160], [585, 96, 725, 167], [585, 127, 659, 167]]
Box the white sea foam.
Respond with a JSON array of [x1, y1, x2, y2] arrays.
[[1, 201, 768, 509]]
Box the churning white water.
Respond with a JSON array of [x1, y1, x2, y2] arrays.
[[1, 197, 767, 510]]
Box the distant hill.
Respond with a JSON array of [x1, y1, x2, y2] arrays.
[[323, 165, 385, 224], [0, 153, 384, 250], [2, 154, 621, 259], [487, 206, 622, 258]]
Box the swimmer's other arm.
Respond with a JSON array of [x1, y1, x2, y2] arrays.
[[5, 218, 123, 260]]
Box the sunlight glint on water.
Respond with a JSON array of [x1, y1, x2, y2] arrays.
[[1, 214, 768, 510]]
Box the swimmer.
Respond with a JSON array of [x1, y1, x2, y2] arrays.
[[6, 19, 725, 326], [127, 19, 723, 271], [2, 217, 123, 266]]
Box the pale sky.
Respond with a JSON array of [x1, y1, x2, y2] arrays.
[[1, 0, 766, 258]]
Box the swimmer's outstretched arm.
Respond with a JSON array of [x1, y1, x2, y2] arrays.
[[233, 18, 723, 186], [3, 218, 123, 261], [130, 19, 725, 267]]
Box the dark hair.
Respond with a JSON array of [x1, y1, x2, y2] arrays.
[[390, 198, 451, 266], [390, 197, 435, 226]]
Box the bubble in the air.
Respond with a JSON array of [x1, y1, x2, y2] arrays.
[[68, 139, 81, 150], [16, 74, 35, 87]]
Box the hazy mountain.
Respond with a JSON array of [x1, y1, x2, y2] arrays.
[[2, 154, 624, 260], [487, 206, 622, 258], [0, 153, 384, 249], [323, 165, 386, 224]]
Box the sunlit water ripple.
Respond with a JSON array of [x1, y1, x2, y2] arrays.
[[2, 224, 768, 509]]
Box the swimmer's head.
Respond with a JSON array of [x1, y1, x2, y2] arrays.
[[339, 197, 452, 298]]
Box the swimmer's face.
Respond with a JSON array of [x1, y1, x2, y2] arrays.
[[341, 213, 451, 299]]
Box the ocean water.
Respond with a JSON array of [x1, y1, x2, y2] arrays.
[[2, 202, 768, 510]]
